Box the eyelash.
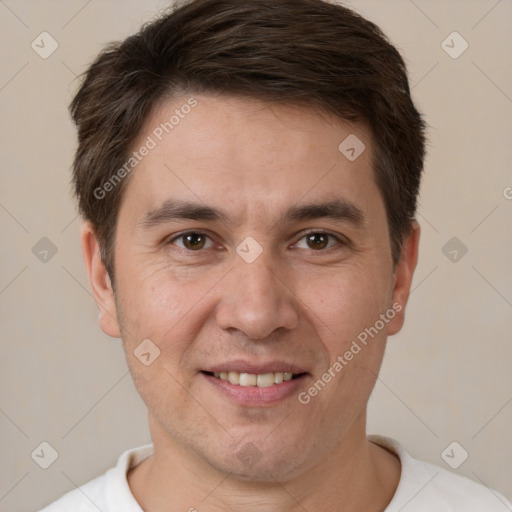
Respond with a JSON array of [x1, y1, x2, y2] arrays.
[[168, 230, 347, 253]]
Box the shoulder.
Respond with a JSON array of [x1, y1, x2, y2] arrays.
[[370, 435, 512, 512], [412, 462, 512, 510], [37, 444, 154, 512], [37, 473, 109, 512]]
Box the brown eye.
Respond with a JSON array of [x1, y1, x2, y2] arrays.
[[183, 233, 205, 250], [295, 232, 341, 251], [306, 233, 329, 250], [172, 232, 213, 251]]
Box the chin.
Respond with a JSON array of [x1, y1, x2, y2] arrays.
[[202, 437, 312, 483]]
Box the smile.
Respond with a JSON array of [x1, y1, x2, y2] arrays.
[[203, 371, 300, 387]]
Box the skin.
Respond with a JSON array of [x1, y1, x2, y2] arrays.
[[82, 94, 420, 512]]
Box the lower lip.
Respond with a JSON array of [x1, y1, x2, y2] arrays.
[[201, 372, 308, 406]]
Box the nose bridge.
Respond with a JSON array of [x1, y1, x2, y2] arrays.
[[215, 249, 298, 339], [236, 252, 279, 303]]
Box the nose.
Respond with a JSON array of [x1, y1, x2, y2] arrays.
[[215, 253, 299, 340]]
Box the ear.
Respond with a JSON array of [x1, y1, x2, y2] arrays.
[[81, 222, 121, 338], [387, 221, 420, 336]]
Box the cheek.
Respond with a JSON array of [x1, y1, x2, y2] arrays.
[[114, 257, 223, 361], [115, 267, 202, 411], [301, 265, 393, 352]]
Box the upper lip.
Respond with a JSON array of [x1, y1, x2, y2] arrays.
[[203, 360, 308, 375]]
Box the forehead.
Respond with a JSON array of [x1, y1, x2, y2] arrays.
[[120, 94, 381, 226], [140, 94, 370, 163]]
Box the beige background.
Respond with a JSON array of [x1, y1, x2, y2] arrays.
[[1, 0, 511, 510]]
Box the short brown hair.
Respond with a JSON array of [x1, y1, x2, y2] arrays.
[[70, 0, 426, 280]]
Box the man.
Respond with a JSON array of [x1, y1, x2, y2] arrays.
[[40, 0, 511, 510]]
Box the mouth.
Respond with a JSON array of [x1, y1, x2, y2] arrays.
[[200, 364, 310, 406], [201, 370, 305, 387]]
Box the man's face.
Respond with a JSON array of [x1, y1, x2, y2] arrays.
[[89, 95, 416, 481]]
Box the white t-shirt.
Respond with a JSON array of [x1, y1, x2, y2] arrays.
[[38, 436, 512, 511]]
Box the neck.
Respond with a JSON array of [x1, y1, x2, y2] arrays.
[[128, 412, 400, 512]]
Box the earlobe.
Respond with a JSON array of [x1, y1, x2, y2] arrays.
[[81, 222, 121, 338], [387, 221, 421, 336]]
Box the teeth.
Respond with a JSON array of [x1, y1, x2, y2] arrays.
[[257, 373, 274, 387], [211, 371, 299, 387], [239, 373, 257, 386], [228, 371, 240, 385]]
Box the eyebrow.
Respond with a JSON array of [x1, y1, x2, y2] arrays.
[[139, 198, 367, 230]]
